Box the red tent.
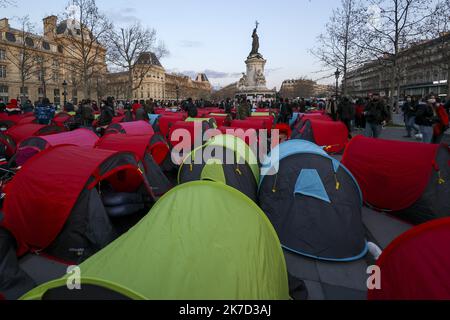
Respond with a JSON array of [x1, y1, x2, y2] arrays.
[[52, 112, 73, 128], [249, 115, 274, 131], [368, 218, 450, 300], [169, 121, 211, 148], [15, 129, 99, 166], [158, 114, 187, 138], [218, 127, 259, 146], [342, 136, 450, 224], [105, 120, 154, 136], [230, 119, 266, 131], [1, 146, 145, 256], [208, 114, 229, 127], [6, 124, 64, 144], [16, 116, 36, 125], [96, 133, 169, 166], [0, 133, 16, 157], [292, 119, 348, 154]]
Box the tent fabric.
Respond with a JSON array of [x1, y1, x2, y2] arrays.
[[95, 134, 172, 195], [178, 135, 260, 201], [97, 133, 170, 166], [21, 181, 290, 300], [231, 119, 265, 131], [180, 134, 260, 184], [15, 129, 100, 167], [259, 140, 366, 262], [261, 140, 342, 183], [169, 121, 211, 148], [294, 169, 331, 203], [292, 119, 348, 154], [1, 146, 141, 256], [0, 133, 16, 157], [342, 135, 449, 213], [368, 218, 450, 300], [157, 114, 186, 137], [6, 124, 46, 144], [29, 129, 99, 148], [106, 121, 154, 136]]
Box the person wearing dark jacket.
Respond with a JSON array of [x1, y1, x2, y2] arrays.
[[21, 100, 34, 113], [364, 94, 389, 138], [185, 98, 198, 118], [97, 97, 115, 127], [279, 98, 293, 124], [402, 96, 419, 138], [337, 96, 355, 138], [415, 97, 436, 143], [135, 107, 149, 121]]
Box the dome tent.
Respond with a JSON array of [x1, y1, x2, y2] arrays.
[[6, 124, 65, 144], [14, 129, 99, 166], [96, 134, 172, 196], [178, 134, 260, 201], [20, 181, 290, 300], [291, 119, 348, 154], [105, 121, 154, 136], [259, 139, 367, 261], [368, 218, 450, 300], [1, 145, 154, 263], [342, 136, 450, 224]]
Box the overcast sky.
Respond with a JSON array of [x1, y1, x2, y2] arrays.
[[2, 0, 338, 89]]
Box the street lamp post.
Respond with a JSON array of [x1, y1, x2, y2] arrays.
[[334, 68, 341, 99], [62, 80, 68, 108]]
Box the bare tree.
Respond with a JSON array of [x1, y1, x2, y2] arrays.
[[356, 0, 439, 110], [6, 16, 38, 102], [0, 0, 16, 8], [60, 0, 111, 99], [422, 0, 450, 97], [106, 22, 168, 99], [311, 0, 365, 95]]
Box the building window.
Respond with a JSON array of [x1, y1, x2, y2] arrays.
[[42, 41, 50, 51], [20, 87, 28, 95], [0, 49, 5, 61], [5, 32, 16, 43], [0, 85, 8, 104], [38, 87, 44, 97], [0, 65, 6, 78]]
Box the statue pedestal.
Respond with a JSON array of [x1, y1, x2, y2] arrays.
[[245, 54, 267, 91], [236, 53, 276, 101]]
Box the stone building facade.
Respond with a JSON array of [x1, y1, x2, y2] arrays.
[[0, 16, 107, 106], [346, 33, 449, 99], [106, 52, 212, 102]]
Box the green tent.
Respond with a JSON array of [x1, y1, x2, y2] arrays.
[[178, 134, 260, 201], [21, 181, 289, 300]]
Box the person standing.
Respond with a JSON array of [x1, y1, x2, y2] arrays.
[[364, 93, 389, 138], [402, 96, 419, 138], [34, 98, 56, 125], [21, 99, 34, 113], [237, 99, 251, 120], [415, 97, 435, 143], [432, 99, 449, 144], [97, 97, 116, 128], [337, 96, 354, 138]]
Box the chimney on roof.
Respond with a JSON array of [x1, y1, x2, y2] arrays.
[[0, 18, 9, 30], [43, 15, 57, 40]]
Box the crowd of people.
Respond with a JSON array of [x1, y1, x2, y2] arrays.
[[0, 93, 448, 143]]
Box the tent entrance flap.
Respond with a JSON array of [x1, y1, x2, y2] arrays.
[[200, 160, 226, 183], [294, 169, 331, 203]]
